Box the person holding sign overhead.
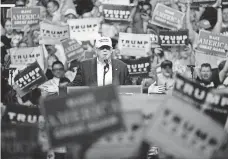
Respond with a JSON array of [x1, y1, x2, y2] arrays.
[[71, 36, 131, 86]]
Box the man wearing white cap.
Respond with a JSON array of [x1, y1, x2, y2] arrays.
[[71, 37, 130, 86]]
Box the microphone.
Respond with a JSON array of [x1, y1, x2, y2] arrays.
[[103, 59, 109, 86]]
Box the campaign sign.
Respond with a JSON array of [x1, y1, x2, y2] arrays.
[[11, 7, 40, 29], [173, 74, 228, 126], [9, 46, 45, 70], [121, 57, 151, 78], [159, 30, 189, 47], [150, 3, 185, 30], [103, 4, 132, 22], [196, 30, 228, 68], [118, 32, 151, 57], [2, 104, 44, 124], [145, 95, 227, 158], [197, 30, 228, 57], [40, 22, 70, 44], [67, 18, 101, 41], [1, 123, 39, 158], [61, 39, 84, 62], [14, 61, 47, 97], [41, 85, 124, 148]]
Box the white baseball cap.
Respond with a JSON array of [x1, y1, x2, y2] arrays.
[[95, 36, 112, 48]]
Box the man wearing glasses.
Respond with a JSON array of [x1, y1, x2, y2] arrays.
[[71, 36, 130, 86], [39, 61, 70, 96]]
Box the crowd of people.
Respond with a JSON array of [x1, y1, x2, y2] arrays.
[[1, 0, 228, 158]]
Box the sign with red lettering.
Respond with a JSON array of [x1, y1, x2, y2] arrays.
[[41, 85, 124, 148], [1, 123, 38, 158], [11, 7, 40, 29], [150, 3, 185, 30], [61, 39, 84, 62], [196, 30, 228, 68], [14, 61, 47, 97]]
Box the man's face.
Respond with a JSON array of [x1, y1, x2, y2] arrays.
[[161, 66, 173, 77], [65, 14, 77, 21], [47, 2, 57, 15], [45, 45, 57, 55], [223, 8, 228, 23], [200, 67, 212, 82], [179, 44, 192, 58], [4, 20, 12, 34], [96, 45, 112, 62], [52, 64, 65, 78]]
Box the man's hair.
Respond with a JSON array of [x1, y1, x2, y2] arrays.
[[52, 60, 64, 69], [48, 0, 60, 10], [200, 63, 212, 70], [161, 60, 172, 69], [218, 60, 226, 71], [143, 2, 152, 10]]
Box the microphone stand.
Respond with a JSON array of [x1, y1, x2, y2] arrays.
[[187, 65, 195, 81]]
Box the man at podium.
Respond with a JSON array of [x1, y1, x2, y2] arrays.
[[71, 36, 131, 86]]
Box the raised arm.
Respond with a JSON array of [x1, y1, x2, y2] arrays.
[[186, 1, 196, 43], [212, 0, 223, 33]]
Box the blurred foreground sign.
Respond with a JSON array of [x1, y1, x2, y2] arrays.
[[145, 96, 227, 158], [41, 85, 124, 148], [145, 74, 228, 158], [1, 123, 38, 158]]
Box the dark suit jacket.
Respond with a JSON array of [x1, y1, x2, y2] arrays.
[[71, 58, 131, 86]]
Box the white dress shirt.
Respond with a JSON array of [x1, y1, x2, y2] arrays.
[[97, 59, 112, 86]]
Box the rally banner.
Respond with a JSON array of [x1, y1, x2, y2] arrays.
[[121, 57, 151, 78], [196, 30, 228, 68], [41, 85, 124, 148], [103, 4, 132, 22], [2, 104, 43, 124], [118, 32, 151, 57], [40, 22, 70, 44], [1, 123, 38, 158], [61, 39, 84, 62], [67, 18, 100, 41], [11, 7, 40, 29], [150, 3, 185, 30], [99, 0, 130, 5], [85, 110, 144, 158], [9, 46, 45, 70], [159, 29, 189, 47], [173, 74, 228, 126], [145, 94, 227, 158], [157, 0, 172, 5], [14, 61, 47, 97]]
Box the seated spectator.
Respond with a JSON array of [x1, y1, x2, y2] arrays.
[[71, 36, 131, 86], [39, 61, 70, 96], [196, 60, 228, 89]]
